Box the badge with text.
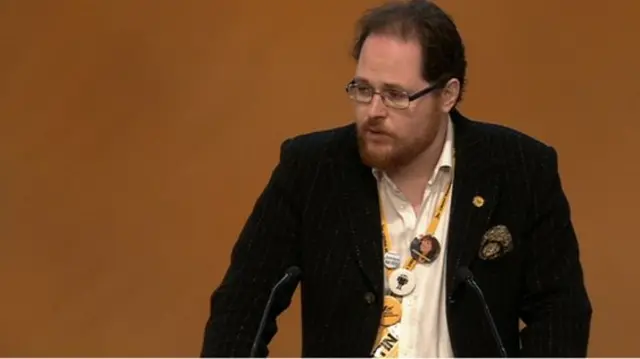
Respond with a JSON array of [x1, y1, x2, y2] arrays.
[[372, 323, 401, 358], [388, 268, 415, 297], [410, 234, 441, 264], [383, 252, 402, 269], [381, 295, 402, 326]]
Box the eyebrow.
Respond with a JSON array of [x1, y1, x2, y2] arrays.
[[352, 76, 409, 91]]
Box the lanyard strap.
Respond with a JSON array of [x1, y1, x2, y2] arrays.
[[380, 179, 452, 275]]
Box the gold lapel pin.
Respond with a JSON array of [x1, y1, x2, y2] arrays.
[[472, 195, 485, 208]]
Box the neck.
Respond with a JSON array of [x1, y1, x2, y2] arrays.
[[386, 119, 448, 209]]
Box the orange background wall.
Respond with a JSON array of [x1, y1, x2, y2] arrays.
[[1, 0, 639, 357]]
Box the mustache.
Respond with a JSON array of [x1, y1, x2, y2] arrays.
[[360, 123, 393, 137]]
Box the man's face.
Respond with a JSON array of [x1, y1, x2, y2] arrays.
[[353, 33, 445, 170]]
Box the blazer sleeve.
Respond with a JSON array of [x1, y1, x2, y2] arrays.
[[200, 139, 304, 357], [519, 146, 593, 357]]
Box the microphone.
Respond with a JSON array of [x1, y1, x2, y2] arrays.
[[456, 266, 507, 358], [249, 266, 302, 358]]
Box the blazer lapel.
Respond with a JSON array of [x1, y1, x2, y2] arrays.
[[336, 127, 385, 297], [446, 110, 502, 297]]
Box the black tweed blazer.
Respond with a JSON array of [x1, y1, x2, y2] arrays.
[[200, 109, 592, 357]]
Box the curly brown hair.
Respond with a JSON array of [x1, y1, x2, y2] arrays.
[[351, 0, 468, 104]]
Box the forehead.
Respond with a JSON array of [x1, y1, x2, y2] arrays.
[[355, 33, 423, 88]]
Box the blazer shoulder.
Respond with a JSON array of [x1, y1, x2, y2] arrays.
[[480, 120, 552, 152], [463, 115, 558, 166], [279, 123, 357, 164]]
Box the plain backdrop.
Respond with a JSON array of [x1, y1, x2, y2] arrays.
[[1, 0, 639, 356]]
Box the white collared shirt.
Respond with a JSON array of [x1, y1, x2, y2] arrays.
[[373, 118, 455, 358]]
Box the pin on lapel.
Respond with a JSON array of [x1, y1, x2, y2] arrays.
[[472, 195, 485, 208]]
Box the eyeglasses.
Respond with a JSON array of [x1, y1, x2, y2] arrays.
[[345, 81, 439, 109]]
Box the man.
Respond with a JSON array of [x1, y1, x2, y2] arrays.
[[200, 0, 592, 357]]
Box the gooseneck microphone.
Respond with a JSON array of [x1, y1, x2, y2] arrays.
[[250, 266, 302, 358], [456, 266, 507, 358]]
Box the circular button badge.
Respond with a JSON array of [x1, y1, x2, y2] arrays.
[[410, 234, 441, 264], [383, 252, 402, 269], [388, 268, 416, 297]]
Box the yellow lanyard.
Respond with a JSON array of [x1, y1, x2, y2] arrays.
[[380, 179, 452, 276]]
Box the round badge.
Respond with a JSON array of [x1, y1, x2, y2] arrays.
[[388, 268, 416, 297], [381, 295, 402, 326], [383, 252, 402, 269], [410, 234, 441, 264]]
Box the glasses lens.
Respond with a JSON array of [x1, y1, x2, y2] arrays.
[[345, 83, 410, 109], [382, 90, 410, 109], [347, 83, 372, 103]]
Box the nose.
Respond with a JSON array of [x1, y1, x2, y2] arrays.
[[366, 93, 388, 118]]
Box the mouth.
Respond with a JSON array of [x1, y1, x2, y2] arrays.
[[365, 129, 391, 139]]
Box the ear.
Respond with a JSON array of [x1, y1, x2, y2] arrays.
[[439, 78, 461, 112]]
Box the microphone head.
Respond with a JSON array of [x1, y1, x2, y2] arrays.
[[285, 266, 302, 279], [456, 266, 473, 282]]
